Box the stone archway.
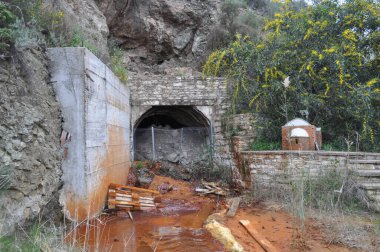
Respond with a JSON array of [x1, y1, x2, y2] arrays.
[[133, 106, 211, 164]]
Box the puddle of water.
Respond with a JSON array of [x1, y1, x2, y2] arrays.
[[71, 199, 225, 252]]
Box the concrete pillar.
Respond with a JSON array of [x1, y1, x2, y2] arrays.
[[48, 47, 131, 220]]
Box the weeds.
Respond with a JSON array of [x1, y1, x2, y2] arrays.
[[136, 161, 144, 170], [2, 0, 102, 55], [249, 139, 280, 150], [11, 18, 44, 48], [109, 44, 128, 84], [303, 169, 370, 212], [68, 29, 98, 55], [0, 221, 74, 252]]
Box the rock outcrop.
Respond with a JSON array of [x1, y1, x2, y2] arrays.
[[46, 0, 110, 60], [97, 0, 221, 72], [0, 47, 62, 234]]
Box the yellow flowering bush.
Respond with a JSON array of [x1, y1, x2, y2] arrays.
[[203, 0, 380, 151]]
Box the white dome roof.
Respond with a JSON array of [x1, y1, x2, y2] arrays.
[[290, 128, 309, 138], [285, 118, 311, 126]]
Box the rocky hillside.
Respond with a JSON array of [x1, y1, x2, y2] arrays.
[[0, 47, 62, 234], [97, 0, 221, 73], [0, 0, 111, 234], [46, 0, 110, 60]]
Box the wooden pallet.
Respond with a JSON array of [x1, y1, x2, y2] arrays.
[[108, 183, 161, 211]]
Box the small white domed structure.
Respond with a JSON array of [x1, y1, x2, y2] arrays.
[[282, 118, 322, 151], [290, 128, 309, 138], [285, 118, 311, 127]]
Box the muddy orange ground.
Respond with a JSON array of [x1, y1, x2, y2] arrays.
[[72, 175, 357, 251], [225, 207, 357, 252], [151, 176, 355, 252]]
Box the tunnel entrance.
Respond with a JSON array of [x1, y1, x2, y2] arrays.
[[133, 106, 211, 163]]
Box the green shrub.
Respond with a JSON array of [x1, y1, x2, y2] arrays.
[[0, 1, 16, 50], [5, 0, 66, 48], [136, 161, 144, 170], [250, 139, 280, 150], [204, 0, 380, 152], [11, 18, 44, 48]]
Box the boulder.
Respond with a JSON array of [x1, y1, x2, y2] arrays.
[[97, 0, 221, 71]]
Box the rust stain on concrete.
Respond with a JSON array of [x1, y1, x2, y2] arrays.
[[65, 125, 130, 220]]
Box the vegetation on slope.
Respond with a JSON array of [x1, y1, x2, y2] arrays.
[[0, 0, 128, 83], [204, 0, 380, 151]]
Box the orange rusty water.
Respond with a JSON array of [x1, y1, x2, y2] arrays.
[[72, 198, 224, 251]]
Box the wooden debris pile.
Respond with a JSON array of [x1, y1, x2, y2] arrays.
[[195, 180, 228, 196], [108, 183, 161, 211]]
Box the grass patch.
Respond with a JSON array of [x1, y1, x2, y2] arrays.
[[249, 139, 280, 150], [68, 29, 98, 55], [303, 169, 370, 212], [0, 222, 75, 252], [109, 45, 128, 84]]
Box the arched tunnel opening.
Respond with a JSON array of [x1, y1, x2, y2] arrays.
[[133, 106, 212, 163]]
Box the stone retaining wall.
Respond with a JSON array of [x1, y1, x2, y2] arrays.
[[239, 151, 380, 185]]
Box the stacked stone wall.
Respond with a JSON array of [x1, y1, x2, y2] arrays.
[[239, 151, 380, 184], [129, 75, 232, 166]]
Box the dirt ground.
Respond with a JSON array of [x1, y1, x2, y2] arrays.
[[149, 175, 358, 252], [73, 175, 375, 251]]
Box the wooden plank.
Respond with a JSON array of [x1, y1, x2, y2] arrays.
[[108, 199, 156, 207], [115, 205, 133, 208], [239, 220, 279, 252], [109, 183, 160, 194], [128, 211, 134, 222], [109, 191, 156, 201], [114, 196, 154, 203], [226, 197, 241, 217], [109, 192, 158, 204]]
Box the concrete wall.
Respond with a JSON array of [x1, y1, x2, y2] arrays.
[[48, 48, 131, 220], [129, 75, 231, 166]]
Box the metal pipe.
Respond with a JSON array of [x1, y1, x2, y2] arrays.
[[152, 126, 156, 160]]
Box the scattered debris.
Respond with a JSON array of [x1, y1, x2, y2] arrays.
[[226, 197, 241, 218], [195, 180, 228, 196], [204, 219, 244, 252], [239, 219, 279, 252], [128, 211, 134, 222], [60, 130, 71, 145], [157, 182, 174, 194], [108, 183, 161, 211]]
